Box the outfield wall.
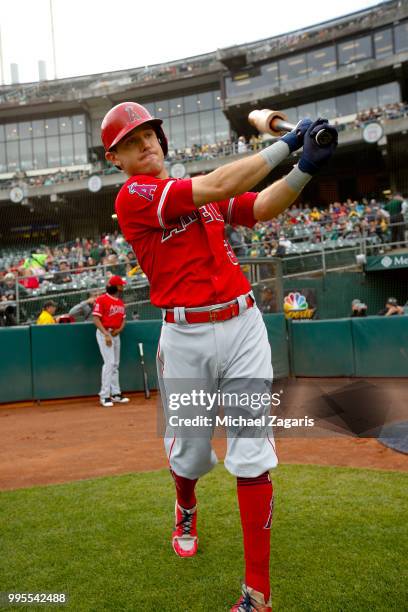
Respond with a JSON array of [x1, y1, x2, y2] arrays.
[[0, 314, 407, 403]]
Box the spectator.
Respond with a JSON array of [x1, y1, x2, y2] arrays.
[[351, 299, 367, 317], [18, 268, 40, 290], [237, 136, 247, 154], [377, 297, 404, 317], [0, 303, 17, 327], [37, 300, 58, 325], [24, 251, 48, 274], [0, 273, 18, 300], [68, 291, 99, 321], [258, 286, 276, 314], [90, 241, 104, 263], [87, 256, 98, 269], [385, 194, 405, 247], [53, 260, 73, 284], [105, 253, 126, 276], [227, 226, 247, 257]]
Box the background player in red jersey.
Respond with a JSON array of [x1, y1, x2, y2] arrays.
[[92, 275, 130, 408], [101, 102, 337, 611]]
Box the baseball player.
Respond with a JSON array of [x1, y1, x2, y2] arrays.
[[101, 102, 337, 610], [92, 275, 130, 407]]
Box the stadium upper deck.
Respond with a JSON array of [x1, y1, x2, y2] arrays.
[[0, 0, 407, 242]]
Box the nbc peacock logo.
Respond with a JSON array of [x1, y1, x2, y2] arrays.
[[284, 292, 315, 319]]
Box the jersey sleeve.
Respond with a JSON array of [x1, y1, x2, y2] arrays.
[[115, 176, 196, 236], [217, 192, 257, 228], [92, 297, 104, 318]]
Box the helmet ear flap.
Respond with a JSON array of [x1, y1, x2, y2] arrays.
[[155, 126, 168, 157]]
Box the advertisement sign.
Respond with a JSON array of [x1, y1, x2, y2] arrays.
[[283, 289, 317, 319], [366, 254, 408, 271]]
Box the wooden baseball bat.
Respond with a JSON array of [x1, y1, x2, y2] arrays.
[[248, 109, 334, 146], [138, 342, 150, 399]]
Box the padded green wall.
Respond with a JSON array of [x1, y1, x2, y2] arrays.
[[352, 316, 408, 377], [0, 326, 32, 402], [263, 314, 290, 380], [2, 313, 407, 404], [290, 319, 355, 377], [117, 320, 162, 392], [28, 316, 288, 399], [31, 323, 103, 399], [31, 321, 162, 400]]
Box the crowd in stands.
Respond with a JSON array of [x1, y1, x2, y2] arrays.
[[227, 194, 407, 258], [0, 233, 139, 290], [0, 232, 148, 325], [353, 102, 408, 128], [0, 193, 406, 325]]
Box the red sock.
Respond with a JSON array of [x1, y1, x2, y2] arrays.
[[170, 469, 198, 509], [237, 471, 273, 603]]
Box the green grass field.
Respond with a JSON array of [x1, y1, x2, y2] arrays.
[[0, 464, 407, 612]]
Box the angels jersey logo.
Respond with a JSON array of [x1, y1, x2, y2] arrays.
[[109, 305, 125, 316], [128, 182, 157, 201], [161, 204, 223, 242]]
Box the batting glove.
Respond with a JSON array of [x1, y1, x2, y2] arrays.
[[298, 118, 338, 175], [280, 118, 313, 153]]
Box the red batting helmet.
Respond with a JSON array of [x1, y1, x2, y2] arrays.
[[107, 275, 127, 287], [101, 102, 168, 156]]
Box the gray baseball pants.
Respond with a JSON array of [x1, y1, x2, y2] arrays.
[[96, 330, 122, 398], [157, 296, 278, 479]]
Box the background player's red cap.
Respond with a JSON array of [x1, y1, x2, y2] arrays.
[[101, 102, 168, 155], [107, 275, 127, 287]]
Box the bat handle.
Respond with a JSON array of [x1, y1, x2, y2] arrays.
[[272, 118, 334, 147], [138, 342, 144, 357]]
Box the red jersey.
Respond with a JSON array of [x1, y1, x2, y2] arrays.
[[115, 175, 257, 308], [92, 293, 126, 329]]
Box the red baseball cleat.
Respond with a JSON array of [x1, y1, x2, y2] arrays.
[[172, 501, 198, 558], [230, 585, 272, 612]]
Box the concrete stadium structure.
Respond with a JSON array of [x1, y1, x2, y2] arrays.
[[0, 0, 407, 242]]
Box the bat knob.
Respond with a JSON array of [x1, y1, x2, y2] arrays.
[[315, 128, 334, 147]]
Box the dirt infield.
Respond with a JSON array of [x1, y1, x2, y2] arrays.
[[0, 383, 407, 490]]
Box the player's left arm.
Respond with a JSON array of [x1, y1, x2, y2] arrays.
[[254, 119, 338, 221], [253, 176, 301, 221]]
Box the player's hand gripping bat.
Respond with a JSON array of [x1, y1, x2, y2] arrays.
[[138, 342, 150, 399], [248, 109, 335, 147]]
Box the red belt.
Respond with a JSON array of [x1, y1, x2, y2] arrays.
[[165, 295, 254, 324]]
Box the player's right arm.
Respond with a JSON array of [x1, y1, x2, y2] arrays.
[[191, 119, 313, 206]]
